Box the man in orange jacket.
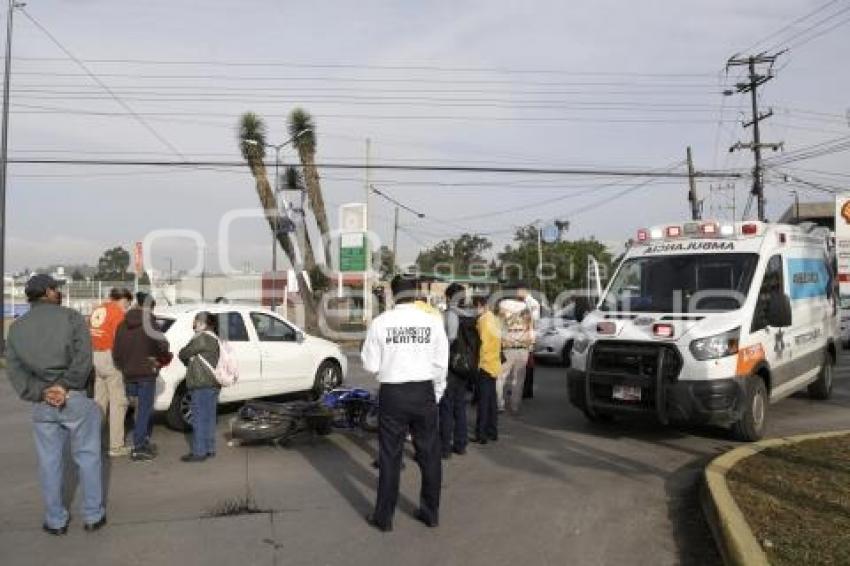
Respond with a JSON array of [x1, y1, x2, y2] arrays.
[[89, 288, 132, 456]]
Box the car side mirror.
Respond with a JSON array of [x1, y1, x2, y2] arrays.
[[296, 330, 306, 344], [767, 293, 792, 328]]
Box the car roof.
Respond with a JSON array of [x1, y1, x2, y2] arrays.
[[154, 303, 276, 318]]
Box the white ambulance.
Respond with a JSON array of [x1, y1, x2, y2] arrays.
[[568, 220, 838, 441]]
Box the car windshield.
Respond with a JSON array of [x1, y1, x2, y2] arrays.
[[600, 253, 759, 313]]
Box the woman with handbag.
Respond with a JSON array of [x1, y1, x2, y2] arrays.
[[178, 312, 220, 463]]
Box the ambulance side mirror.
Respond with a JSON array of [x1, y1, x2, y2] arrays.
[[767, 293, 792, 328]]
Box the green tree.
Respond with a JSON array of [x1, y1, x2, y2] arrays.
[[497, 225, 613, 298], [239, 112, 319, 332], [95, 246, 131, 281], [288, 109, 333, 268], [415, 233, 493, 278], [71, 269, 85, 282], [377, 245, 397, 280]]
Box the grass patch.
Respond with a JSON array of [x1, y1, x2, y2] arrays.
[[726, 434, 850, 566], [205, 496, 269, 518]]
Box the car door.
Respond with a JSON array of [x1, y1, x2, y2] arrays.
[[216, 312, 263, 402], [249, 312, 313, 394], [786, 253, 832, 381], [750, 254, 795, 392]]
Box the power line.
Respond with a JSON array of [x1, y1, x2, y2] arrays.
[[6, 157, 741, 178], [14, 56, 717, 77], [18, 8, 185, 159], [738, 0, 843, 54], [763, 3, 850, 52]]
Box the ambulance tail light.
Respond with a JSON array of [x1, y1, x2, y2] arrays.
[[652, 323, 675, 338], [597, 321, 616, 335], [700, 223, 718, 236], [741, 223, 759, 236], [666, 225, 682, 238], [636, 229, 649, 243]]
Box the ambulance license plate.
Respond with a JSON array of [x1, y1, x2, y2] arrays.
[[612, 385, 642, 402]]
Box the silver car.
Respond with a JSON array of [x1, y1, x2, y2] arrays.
[[533, 307, 582, 366]]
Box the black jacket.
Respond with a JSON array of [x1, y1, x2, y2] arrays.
[[113, 307, 170, 382]]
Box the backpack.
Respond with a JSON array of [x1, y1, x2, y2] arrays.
[[198, 332, 239, 387], [449, 314, 480, 380]]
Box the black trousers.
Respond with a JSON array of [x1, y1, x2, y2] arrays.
[[374, 381, 441, 527], [475, 372, 498, 440], [439, 374, 468, 454]]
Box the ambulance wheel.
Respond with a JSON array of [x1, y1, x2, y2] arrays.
[[731, 376, 767, 442], [808, 353, 833, 400]]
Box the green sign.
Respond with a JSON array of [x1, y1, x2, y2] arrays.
[[340, 234, 367, 272]]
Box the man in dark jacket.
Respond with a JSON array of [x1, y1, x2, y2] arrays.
[[113, 294, 170, 461], [6, 274, 106, 535]]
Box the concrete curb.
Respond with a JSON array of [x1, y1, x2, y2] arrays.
[[701, 429, 850, 566]]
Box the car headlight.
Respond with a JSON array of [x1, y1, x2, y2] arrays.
[[573, 336, 590, 354], [689, 328, 740, 361]]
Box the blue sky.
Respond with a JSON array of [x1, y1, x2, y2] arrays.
[[5, 0, 849, 273]]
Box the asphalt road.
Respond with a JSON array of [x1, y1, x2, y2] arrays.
[[0, 352, 848, 566]]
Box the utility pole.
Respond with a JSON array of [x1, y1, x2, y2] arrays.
[[363, 138, 371, 322], [392, 205, 399, 272], [0, 0, 20, 354], [686, 146, 701, 220], [727, 53, 784, 222]]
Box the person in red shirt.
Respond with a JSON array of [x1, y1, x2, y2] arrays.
[[89, 288, 132, 456]]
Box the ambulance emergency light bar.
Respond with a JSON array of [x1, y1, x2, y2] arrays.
[[635, 222, 763, 243]]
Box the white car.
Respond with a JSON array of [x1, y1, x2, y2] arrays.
[[533, 308, 582, 366], [153, 304, 347, 430]]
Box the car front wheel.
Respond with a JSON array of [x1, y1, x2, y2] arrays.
[[166, 385, 192, 431], [731, 376, 767, 442]]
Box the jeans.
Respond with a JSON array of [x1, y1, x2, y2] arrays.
[[190, 387, 219, 457], [32, 392, 105, 529], [439, 374, 468, 453], [374, 381, 441, 527], [475, 372, 498, 440], [501, 349, 530, 413], [125, 380, 156, 448]]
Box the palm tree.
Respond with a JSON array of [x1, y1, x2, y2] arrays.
[[238, 112, 318, 331], [283, 165, 318, 273], [287, 108, 333, 267]]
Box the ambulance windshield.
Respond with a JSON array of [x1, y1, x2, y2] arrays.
[[601, 253, 759, 313]]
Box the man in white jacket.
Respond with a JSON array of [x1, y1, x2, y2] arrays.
[[361, 275, 448, 532]]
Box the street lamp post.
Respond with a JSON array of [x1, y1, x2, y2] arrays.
[[242, 128, 310, 311]]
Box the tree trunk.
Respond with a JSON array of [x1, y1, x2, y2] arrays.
[[247, 159, 319, 333], [299, 149, 334, 268]]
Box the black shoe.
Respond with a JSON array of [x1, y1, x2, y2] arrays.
[[180, 454, 207, 463], [472, 436, 488, 445], [42, 522, 68, 536], [453, 446, 467, 455], [84, 516, 107, 532], [131, 447, 156, 462], [207, 452, 216, 458], [413, 509, 439, 528], [489, 435, 499, 442], [366, 514, 393, 533]]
